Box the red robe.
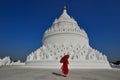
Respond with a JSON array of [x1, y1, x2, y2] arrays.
[[61, 60, 69, 75], [60, 55, 69, 75]]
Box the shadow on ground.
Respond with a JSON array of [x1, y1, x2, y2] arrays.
[[52, 72, 66, 77]]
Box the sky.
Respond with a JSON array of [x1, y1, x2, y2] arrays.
[[0, 0, 120, 62]]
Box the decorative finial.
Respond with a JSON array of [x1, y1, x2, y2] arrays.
[[64, 5, 67, 10]]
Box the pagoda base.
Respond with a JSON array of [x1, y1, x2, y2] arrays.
[[25, 60, 111, 69]]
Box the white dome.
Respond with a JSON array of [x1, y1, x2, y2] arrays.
[[43, 8, 89, 47]]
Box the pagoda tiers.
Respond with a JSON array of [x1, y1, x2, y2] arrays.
[[26, 6, 111, 69]]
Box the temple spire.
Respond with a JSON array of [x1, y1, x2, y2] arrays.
[[62, 5, 67, 15], [64, 5, 67, 10], [58, 5, 71, 19]]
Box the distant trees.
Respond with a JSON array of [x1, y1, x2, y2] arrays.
[[112, 61, 120, 65]]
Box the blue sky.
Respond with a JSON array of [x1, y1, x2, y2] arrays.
[[0, 0, 120, 62]]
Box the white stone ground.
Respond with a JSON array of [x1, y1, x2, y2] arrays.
[[0, 66, 120, 80]]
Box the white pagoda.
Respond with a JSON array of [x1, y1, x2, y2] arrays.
[[26, 6, 111, 69]]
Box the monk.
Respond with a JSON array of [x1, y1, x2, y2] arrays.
[[60, 55, 69, 76]]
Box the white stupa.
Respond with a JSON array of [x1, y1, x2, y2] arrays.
[[26, 6, 111, 69]]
